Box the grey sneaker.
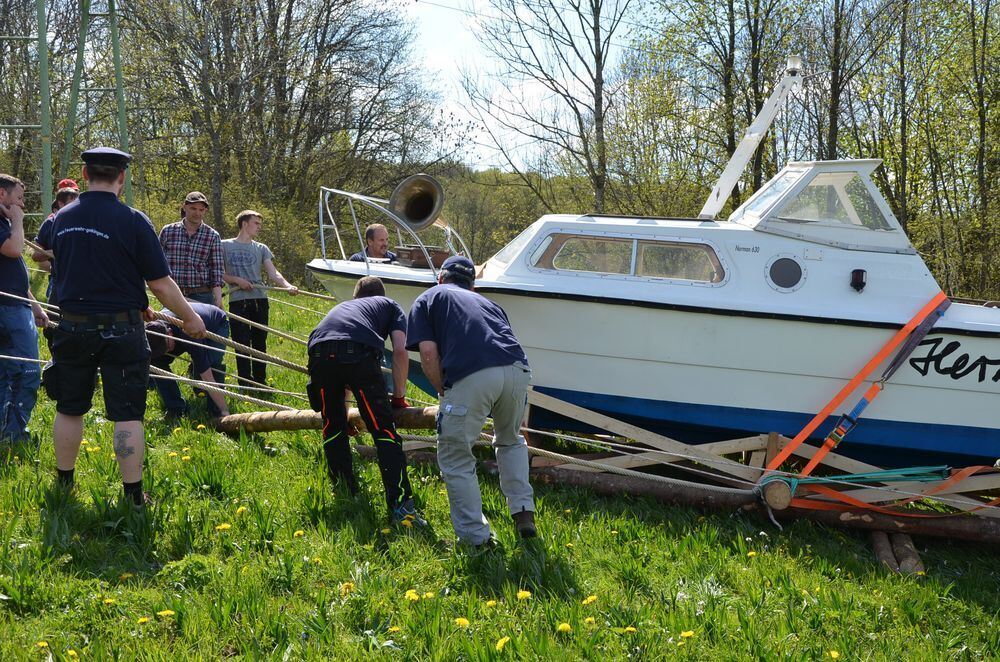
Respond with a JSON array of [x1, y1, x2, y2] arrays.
[[392, 499, 427, 527], [512, 509, 537, 538]]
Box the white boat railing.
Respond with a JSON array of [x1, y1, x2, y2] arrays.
[[317, 185, 471, 278]]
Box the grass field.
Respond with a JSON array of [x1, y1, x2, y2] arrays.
[[3, 282, 1000, 660]]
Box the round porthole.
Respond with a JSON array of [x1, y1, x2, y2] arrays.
[[766, 255, 805, 292]]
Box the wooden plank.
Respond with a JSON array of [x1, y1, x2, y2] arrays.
[[765, 432, 781, 467], [807, 474, 1000, 519], [700, 436, 768, 455], [748, 450, 766, 469], [527, 389, 761, 481], [787, 443, 886, 475]]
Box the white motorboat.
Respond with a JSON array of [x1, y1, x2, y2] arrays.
[[307, 59, 1000, 466]]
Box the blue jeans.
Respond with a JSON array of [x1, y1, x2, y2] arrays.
[[0, 304, 40, 440]]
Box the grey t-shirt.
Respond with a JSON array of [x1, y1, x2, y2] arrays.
[[222, 239, 274, 301]]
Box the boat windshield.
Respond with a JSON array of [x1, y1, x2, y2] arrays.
[[491, 225, 536, 265], [773, 172, 892, 230]]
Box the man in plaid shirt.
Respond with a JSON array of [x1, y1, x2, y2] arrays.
[[159, 191, 225, 308]]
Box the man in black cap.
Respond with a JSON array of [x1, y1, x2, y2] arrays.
[[306, 275, 422, 523], [159, 191, 225, 308], [45, 146, 207, 508], [406, 255, 537, 546]]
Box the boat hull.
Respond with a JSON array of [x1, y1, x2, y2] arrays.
[[308, 261, 1000, 466]]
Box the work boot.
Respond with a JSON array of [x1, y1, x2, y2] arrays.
[[512, 509, 537, 539], [392, 498, 428, 527]]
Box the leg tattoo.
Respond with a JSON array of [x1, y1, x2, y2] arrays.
[[113, 429, 135, 458]]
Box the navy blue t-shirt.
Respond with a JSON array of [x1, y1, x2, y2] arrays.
[[35, 215, 56, 298], [163, 302, 228, 373], [309, 296, 406, 351], [0, 213, 30, 307], [348, 249, 397, 262], [406, 284, 527, 387], [52, 191, 170, 314]]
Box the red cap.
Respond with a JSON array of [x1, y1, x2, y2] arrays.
[[56, 178, 79, 191]]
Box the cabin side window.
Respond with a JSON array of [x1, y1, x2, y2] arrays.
[[636, 241, 724, 283], [531, 234, 634, 274]]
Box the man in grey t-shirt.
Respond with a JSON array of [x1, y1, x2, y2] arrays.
[[222, 210, 298, 386]]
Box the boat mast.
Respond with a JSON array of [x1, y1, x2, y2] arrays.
[[698, 55, 803, 220]]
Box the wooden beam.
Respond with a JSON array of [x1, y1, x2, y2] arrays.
[[527, 389, 761, 481]]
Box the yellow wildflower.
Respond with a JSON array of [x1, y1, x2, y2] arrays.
[[564, 508, 572, 513], [380, 528, 391, 534], [610, 530, 619, 535], [235, 506, 248, 516], [556, 622, 572, 634], [565, 543, 574, 548], [293, 530, 305, 538], [215, 523, 232, 531], [181, 456, 191, 461], [172, 427, 182, 434], [454, 617, 470, 628], [182, 447, 189, 451], [340, 582, 355, 597], [516, 590, 531, 601], [156, 609, 175, 617], [485, 599, 497, 607], [81, 440, 89, 445], [86, 446, 101, 453], [830, 653, 840, 660], [138, 616, 150, 624], [102, 597, 116, 605], [747, 551, 757, 558], [168, 452, 178, 458], [584, 617, 596, 625], [67, 651, 78, 659], [312, 557, 322, 565], [423, 591, 435, 599], [400, 519, 413, 528], [582, 594, 597, 605], [680, 630, 695, 638], [623, 626, 637, 633], [196, 424, 206, 430], [388, 626, 401, 633], [119, 572, 133, 581], [36, 642, 48, 649], [496, 635, 511, 652], [405, 589, 420, 602]]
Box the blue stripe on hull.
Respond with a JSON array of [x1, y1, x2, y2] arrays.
[[529, 386, 1000, 468]]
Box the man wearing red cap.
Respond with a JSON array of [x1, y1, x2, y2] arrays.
[[32, 181, 81, 302]]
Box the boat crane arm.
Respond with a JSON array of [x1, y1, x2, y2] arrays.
[[699, 55, 803, 220]]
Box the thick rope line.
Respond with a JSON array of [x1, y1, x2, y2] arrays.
[[152, 311, 308, 374], [226, 309, 308, 345], [149, 365, 295, 411], [267, 296, 327, 316], [145, 328, 306, 376], [260, 284, 338, 303]]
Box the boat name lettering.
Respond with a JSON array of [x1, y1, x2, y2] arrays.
[[734, 245, 760, 254], [908, 338, 1000, 383]]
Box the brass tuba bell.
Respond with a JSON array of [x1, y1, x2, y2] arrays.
[[388, 174, 444, 232]]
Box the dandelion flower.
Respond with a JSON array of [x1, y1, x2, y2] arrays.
[[485, 599, 497, 608], [399, 519, 413, 528], [87, 446, 101, 453], [610, 530, 619, 535], [81, 440, 89, 445], [747, 551, 757, 558], [156, 609, 175, 617], [584, 617, 596, 625], [102, 597, 116, 605], [215, 523, 232, 531], [197, 424, 206, 430], [680, 630, 695, 638], [235, 506, 248, 516], [623, 626, 637, 633], [564, 508, 572, 513], [496, 635, 511, 652], [67, 650, 78, 659], [565, 543, 574, 548], [181, 456, 191, 461], [582, 594, 597, 605], [454, 617, 470, 628], [312, 557, 323, 565], [422, 591, 434, 599], [516, 590, 531, 601], [120, 572, 133, 581], [340, 582, 355, 597], [388, 626, 401, 633], [293, 530, 305, 538], [138, 616, 150, 624], [556, 622, 572, 634], [380, 527, 391, 534], [168, 452, 178, 458], [182, 447, 190, 451], [829, 652, 840, 660], [36, 642, 48, 649], [405, 589, 420, 602], [172, 427, 182, 434]]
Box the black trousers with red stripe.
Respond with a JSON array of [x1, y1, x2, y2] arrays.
[[307, 351, 412, 510]]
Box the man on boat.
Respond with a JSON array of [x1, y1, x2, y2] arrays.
[[222, 209, 298, 388], [0, 173, 49, 444], [159, 191, 225, 308], [44, 146, 206, 507], [348, 223, 398, 263], [406, 255, 536, 546], [145, 301, 231, 420], [306, 275, 421, 524]]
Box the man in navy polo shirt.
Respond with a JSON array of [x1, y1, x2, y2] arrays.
[[46, 146, 206, 508], [0, 173, 49, 443], [348, 223, 398, 262], [307, 276, 420, 523], [146, 302, 231, 420], [406, 255, 537, 546]]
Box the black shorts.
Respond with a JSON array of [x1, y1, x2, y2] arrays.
[[44, 323, 151, 421]]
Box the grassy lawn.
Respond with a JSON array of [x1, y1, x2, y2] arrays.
[[3, 284, 1000, 659]]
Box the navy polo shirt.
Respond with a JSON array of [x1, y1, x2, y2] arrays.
[[308, 296, 406, 351], [0, 213, 30, 307], [163, 302, 227, 373], [52, 192, 169, 314], [348, 249, 398, 262], [406, 284, 527, 387]]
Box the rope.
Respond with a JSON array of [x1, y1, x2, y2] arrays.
[[226, 309, 308, 345], [151, 311, 309, 374], [267, 296, 326, 316], [24, 238, 52, 259], [145, 328, 306, 376], [260, 284, 338, 303], [149, 366, 296, 411]]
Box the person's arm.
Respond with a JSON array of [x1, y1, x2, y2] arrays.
[[212, 286, 223, 309], [263, 258, 297, 294], [197, 366, 229, 417], [418, 340, 444, 395], [28, 291, 48, 328], [147, 276, 207, 339], [210, 235, 225, 308], [223, 273, 254, 290], [0, 204, 25, 258], [390, 329, 409, 399]]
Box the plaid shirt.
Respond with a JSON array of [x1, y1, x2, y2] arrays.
[[158, 221, 224, 289]]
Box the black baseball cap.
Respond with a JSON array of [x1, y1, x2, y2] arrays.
[[440, 255, 476, 280], [81, 146, 132, 169]]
